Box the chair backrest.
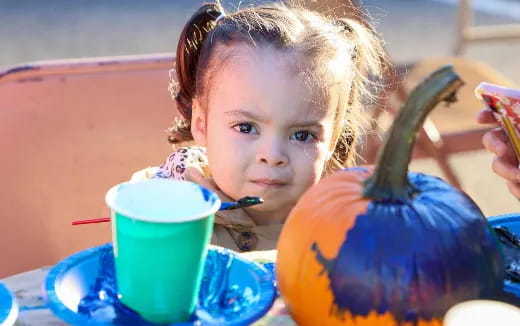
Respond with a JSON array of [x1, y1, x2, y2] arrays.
[[455, 0, 520, 55], [0, 54, 177, 277]]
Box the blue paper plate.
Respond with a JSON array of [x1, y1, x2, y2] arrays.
[[489, 213, 520, 299], [488, 213, 520, 233], [0, 282, 18, 326], [44, 244, 276, 325]]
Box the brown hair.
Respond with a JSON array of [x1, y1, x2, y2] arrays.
[[168, 1, 389, 172]]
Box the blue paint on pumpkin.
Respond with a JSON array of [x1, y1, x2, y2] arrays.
[[312, 170, 505, 323]]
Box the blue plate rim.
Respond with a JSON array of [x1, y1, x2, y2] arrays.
[[488, 213, 520, 226], [0, 282, 18, 326], [44, 243, 276, 326], [44, 245, 108, 326]]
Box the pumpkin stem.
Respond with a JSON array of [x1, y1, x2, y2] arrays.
[[363, 65, 464, 201]]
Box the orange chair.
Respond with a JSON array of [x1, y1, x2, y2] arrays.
[[0, 54, 178, 277]]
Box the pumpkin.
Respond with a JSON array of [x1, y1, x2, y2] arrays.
[[276, 66, 506, 326]]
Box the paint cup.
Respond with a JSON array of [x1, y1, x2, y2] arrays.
[[105, 179, 220, 324], [475, 82, 520, 161]]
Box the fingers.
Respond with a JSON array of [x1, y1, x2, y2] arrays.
[[482, 128, 512, 157], [183, 167, 256, 225], [492, 155, 520, 182], [215, 208, 256, 227], [481, 127, 520, 198], [507, 181, 520, 199], [485, 129, 520, 181], [184, 167, 212, 186], [185, 168, 254, 225], [184, 167, 234, 202], [476, 107, 499, 125], [477, 107, 520, 198]]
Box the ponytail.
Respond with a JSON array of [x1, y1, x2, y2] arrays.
[[168, 2, 225, 144], [327, 16, 390, 170]]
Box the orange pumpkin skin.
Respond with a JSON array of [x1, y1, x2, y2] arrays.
[[276, 169, 444, 326], [276, 166, 499, 326], [277, 168, 373, 325]]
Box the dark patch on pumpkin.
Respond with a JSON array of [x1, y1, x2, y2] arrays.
[[312, 172, 505, 324], [311, 242, 333, 276]]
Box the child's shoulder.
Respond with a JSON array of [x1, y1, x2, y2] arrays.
[[167, 145, 207, 162], [155, 145, 209, 180], [130, 145, 209, 182]]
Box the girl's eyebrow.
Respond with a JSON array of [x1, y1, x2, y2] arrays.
[[224, 109, 268, 123], [224, 109, 324, 130], [289, 121, 324, 130]]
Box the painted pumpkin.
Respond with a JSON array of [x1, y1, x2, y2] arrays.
[[276, 66, 506, 326]]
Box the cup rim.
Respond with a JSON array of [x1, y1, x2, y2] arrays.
[[105, 179, 221, 223]]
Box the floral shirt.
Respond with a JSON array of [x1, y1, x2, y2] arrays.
[[154, 146, 209, 180], [131, 146, 283, 252]]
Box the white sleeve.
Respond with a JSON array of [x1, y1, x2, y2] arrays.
[[129, 166, 160, 182]]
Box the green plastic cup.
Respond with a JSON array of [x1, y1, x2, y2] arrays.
[[105, 179, 220, 324]]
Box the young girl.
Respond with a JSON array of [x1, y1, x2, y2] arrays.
[[134, 1, 388, 252]]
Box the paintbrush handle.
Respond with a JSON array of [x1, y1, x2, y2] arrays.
[[71, 196, 264, 225], [71, 217, 111, 225]]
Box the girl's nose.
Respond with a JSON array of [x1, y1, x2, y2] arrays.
[[255, 138, 289, 167]]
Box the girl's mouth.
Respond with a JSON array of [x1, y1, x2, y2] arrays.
[[251, 179, 288, 188]]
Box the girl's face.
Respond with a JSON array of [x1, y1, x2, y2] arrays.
[[192, 44, 337, 223]]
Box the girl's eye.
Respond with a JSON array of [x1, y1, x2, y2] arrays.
[[291, 130, 315, 142], [233, 122, 257, 134]]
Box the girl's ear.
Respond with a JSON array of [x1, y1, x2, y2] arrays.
[[191, 98, 207, 147]]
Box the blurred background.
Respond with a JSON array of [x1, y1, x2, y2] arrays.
[[3, 0, 520, 78], [2, 0, 520, 277]]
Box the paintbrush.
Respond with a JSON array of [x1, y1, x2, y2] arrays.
[[71, 196, 263, 225]]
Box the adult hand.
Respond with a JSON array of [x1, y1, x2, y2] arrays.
[[477, 108, 520, 198]]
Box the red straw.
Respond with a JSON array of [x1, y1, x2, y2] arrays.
[[71, 217, 110, 225]]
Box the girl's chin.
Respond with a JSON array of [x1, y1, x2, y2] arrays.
[[245, 199, 296, 213]]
